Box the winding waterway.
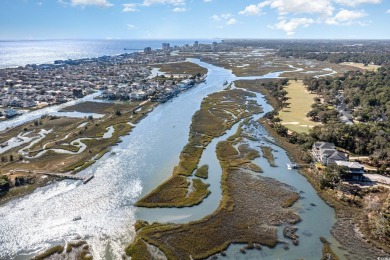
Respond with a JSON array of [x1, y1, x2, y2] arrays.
[[0, 59, 344, 259]]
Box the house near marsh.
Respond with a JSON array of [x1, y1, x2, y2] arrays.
[[312, 141, 365, 181], [335, 161, 365, 181], [312, 142, 348, 166]]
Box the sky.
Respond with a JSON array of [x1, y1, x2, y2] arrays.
[[0, 0, 389, 40]]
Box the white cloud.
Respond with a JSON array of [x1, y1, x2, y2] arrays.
[[326, 9, 367, 25], [386, 9, 390, 14], [212, 13, 232, 21], [221, 13, 232, 19], [142, 0, 185, 6], [212, 13, 238, 26], [123, 3, 138, 12], [333, 0, 381, 7], [204, 0, 212, 2], [240, 0, 381, 17], [211, 15, 220, 21], [127, 24, 136, 29], [273, 17, 314, 35], [239, 4, 262, 16], [240, 0, 333, 17], [226, 18, 238, 25], [70, 0, 113, 7], [269, 0, 334, 16], [172, 7, 188, 12], [239, 1, 270, 16]]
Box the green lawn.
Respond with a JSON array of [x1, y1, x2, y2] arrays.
[[277, 80, 320, 133]]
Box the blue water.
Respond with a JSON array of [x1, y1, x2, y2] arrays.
[[0, 39, 212, 68], [0, 41, 345, 259]]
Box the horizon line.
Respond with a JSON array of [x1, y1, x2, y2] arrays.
[[1, 38, 390, 42]]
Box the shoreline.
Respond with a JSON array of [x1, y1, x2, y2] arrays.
[[127, 77, 343, 259], [0, 62, 208, 208], [127, 123, 302, 259], [0, 101, 157, 206], [2, 54, 386, 259], [257, 86, 389, 258]]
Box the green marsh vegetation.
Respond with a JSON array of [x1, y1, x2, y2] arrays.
[[260, 146, 277, 167], [194, 164, 209, 179], [152, 61, 207, 76], [137, 87, 263, 208], [128, 126, 301, 259]]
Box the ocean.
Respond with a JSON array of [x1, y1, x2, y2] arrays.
[[0, 39, 211, 68]]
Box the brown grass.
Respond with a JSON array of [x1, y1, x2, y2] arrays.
[[194, 165, 209, 179], [136, 175, 210, 208], [260, 146, 277, 167], [128, 127, 300, 259], [137, 88, 263, 208], [153, 62, 207, 76], [32, 245, 64, 260]]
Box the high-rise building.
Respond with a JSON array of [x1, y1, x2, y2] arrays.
[[144, 47, 152, 54], [162, 43, 170, 50], [194, 41, 199, 47]]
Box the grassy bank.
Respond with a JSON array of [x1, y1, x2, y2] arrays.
[[260, 146, 277, 167], [32, 240, 92, 260], [135, 175, 210, 208]]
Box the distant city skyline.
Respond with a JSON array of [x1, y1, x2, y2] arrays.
[[1, 0, 390, 40]]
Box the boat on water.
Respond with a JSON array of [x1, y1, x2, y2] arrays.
[[73, 216, 81, 221], [223, 80, 228, 86], [287, 163, 298, 170]]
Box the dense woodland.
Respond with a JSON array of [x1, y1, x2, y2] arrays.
[[263, 66, 390, 171], [224, 39, 390, 65]]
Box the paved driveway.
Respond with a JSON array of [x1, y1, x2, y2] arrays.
[[364, 173, 390, 185]]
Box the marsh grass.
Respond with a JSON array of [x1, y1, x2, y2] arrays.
[[129, 127, 301, 259], [136, 175, 210, 208], [32, 245, 64, 260], [153, 62, 207, 76], [320, 237, 339, 260], [137, 88, 262, 207], [260, 146, 277, 167], [195, 165, 209, 179]]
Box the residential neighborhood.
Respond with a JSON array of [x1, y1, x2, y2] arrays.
[[0, 46, 196, 119]]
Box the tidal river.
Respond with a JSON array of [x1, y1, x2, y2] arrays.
[[0, 59, 343, 259]]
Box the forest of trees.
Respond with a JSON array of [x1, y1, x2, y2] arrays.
[[263, 66, 390, 171], [305, 66, 390, 170], [223, 39, 390, 65]]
